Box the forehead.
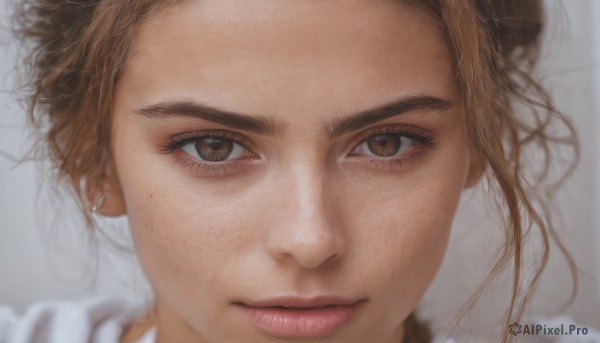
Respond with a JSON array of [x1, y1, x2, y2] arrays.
[[118, 0, 455, 114]]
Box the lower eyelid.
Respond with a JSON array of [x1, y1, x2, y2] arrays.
[[344, 144, 429, 171], [172, 150, 264, 177], [175, 157, 247, 177]]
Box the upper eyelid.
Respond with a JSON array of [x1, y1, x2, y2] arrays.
[[167, 124, 432, 156], [349, 124, 433, 146], [165, 130, 251, 153], [171, 129, 248, 142]]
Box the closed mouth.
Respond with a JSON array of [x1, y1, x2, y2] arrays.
[[233, 296, 367, 338]]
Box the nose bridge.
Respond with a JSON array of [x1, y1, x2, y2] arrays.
[[294, 164, 327, 225], [266, 160, 345, 269]]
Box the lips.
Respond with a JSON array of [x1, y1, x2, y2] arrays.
[[239, 295, 360, 308], [234, 296, 366, 339]]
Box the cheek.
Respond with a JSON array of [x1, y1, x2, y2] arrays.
[[123, 183, 254, 297], [341, 177, 464, 337], [345, 135, 469, 300], [382, 193, 455, 286], [351, 184, 459, 289], [111, 120, 256, 304]]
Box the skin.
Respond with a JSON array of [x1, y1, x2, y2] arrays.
[[97, 0, 482, 342]]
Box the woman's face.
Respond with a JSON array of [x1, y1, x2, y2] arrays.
[[109, 0, 475, 342]]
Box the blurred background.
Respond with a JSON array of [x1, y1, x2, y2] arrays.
[[1, 0, 598, 341]]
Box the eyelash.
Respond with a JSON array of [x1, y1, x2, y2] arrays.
[[160, 125, 438, 176], [349, 125, 438, 172]]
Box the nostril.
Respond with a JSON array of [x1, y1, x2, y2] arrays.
[[266, 228, 345, 269]]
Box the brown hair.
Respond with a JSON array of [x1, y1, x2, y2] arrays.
[[14, 0, 579, 342]]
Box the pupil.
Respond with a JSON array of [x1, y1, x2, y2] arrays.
[[196, 137, 233, 162], [367, 134, 401, 157]]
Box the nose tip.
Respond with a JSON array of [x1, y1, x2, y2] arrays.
[[265, 170, 346, 270]]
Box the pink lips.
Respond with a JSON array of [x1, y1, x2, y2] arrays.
[[234, 296, 365, 339]]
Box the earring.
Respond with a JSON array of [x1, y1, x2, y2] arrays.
[[91, 194, 107, 213]]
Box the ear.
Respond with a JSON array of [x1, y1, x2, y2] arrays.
[[464, 147, 485, 189], [86, 155, 126, 217]]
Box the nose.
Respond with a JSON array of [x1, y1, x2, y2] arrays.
[[266, 165, 346, 269]]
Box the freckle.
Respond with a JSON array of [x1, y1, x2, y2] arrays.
[[150, 193, 154, 198]]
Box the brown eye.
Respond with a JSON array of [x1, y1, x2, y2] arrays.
[[366, 134, 401, 157], [196, 137, 233, 162], [181, 136, 247, 162], [356, 134, 414, 157]]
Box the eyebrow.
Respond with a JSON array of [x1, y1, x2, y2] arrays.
[[135, 95, 454, 140]]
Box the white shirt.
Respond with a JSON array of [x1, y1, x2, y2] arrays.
[[0, 297, 154, 343]]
